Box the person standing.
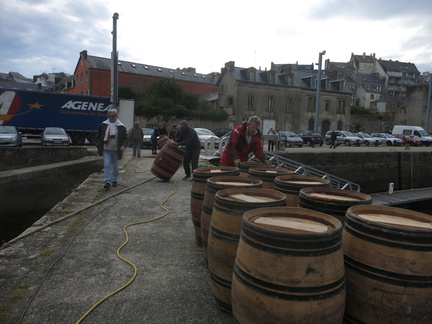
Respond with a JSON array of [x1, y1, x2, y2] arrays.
[[267, 127, 276, 151], [96, 109, 128, 189], [151, 124, 163, 154], [172, 120, 201, 180], [130, 121, 144, 158], [276, 128, 281, 151], [330, 130, 337, 149], [220, 115, 272, 167]]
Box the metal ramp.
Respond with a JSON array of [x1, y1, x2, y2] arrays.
[[249, 152, 361, 192], [211, 133, 360, 191]]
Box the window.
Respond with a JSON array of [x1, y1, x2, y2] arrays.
[[307, 96, 316, 112], [285, 98, 292, 113], [285, 74, 293, 86], [269, 73, 275, 83], [249, 70, 255, 81], [267, 96, 274, 111], [219, 85, 224, 95], [227, 96, 234, 107], [325, 100, 330, 112], [247, 95, 255, 111], [85, 71, 89, 84], [370, 94, 375, 100], [337, 100, 346, 114]]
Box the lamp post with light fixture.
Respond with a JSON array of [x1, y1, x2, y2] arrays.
[[111, 12, 119, 109], [314, 50, 326, 133]]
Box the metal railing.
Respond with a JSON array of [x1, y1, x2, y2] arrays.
[[212, 134, 360, 191], [250, 152, 361, 192]]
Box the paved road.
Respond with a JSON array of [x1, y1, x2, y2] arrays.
[[0, 150, 234, 324]]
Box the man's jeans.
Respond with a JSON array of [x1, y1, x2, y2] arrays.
[[132, 140, 142, 156], [103, 150, 119, 183]]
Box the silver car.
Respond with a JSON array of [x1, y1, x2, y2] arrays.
[[279, 131, 303, 147], [41, 127, 70, 146], [195, 128, 221, 149], [355, 132, 381, 146], [0, 125, 22, 147], [371, 133, 404, 146], [325, 130, 361, 146]]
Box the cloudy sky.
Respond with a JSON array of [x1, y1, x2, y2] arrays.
[[1, 0, 432, 79]]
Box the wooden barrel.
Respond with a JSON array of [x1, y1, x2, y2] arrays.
[[157, 134, 169, 149], [201, 176, 263, 264], [298, 187, 372, 224], [248, 167, 295, 189], [207, 188, 287, 313], [343, 205, 432, 324], [190, 166, 240, 246], [232, 207, 345, 324], [238, 161, 266, 177], [274, 174, 331, 207], [150, 142, 185, 181]]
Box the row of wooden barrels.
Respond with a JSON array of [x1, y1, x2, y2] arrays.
[[149, 142, 432, 323], [190, 164, 432, 324]]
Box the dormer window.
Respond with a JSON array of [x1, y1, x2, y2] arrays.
[[249, 70, 255, 81], [269, 73, 275, 83]]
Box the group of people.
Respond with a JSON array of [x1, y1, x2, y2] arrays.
[[96, 109, 271, 189]]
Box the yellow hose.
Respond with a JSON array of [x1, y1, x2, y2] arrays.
[[75, 174, 178, 324]]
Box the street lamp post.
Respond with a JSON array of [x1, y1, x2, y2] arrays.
[[111, 13, 119, 110], [426, 73, 432, 132], [314, 50, 326, 133]]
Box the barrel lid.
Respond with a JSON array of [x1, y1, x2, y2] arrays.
[[253, 216, 331, 233], [228, 193, 277, 203], [285, 180, 324, 185], [310, 193, 360, 201], [215, 181, 258, 186], [356, 212, 432, 230]]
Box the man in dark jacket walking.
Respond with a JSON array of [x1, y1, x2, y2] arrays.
[[96, 109, 128, 189], [172, 120, 201, 180], [330, 130, 337, 149]]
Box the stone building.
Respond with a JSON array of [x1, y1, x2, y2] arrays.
[[216, 61, 352, 134]]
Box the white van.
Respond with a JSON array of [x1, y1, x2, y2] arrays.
[[391, 125, 432, 146]]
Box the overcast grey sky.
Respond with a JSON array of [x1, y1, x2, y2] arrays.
[[1, 0, 431, 78]]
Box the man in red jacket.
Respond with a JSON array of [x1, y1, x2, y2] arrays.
[[220, 115, 272, 167]]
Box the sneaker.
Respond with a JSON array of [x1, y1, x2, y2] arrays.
[[183, 175, 191, 180], [104, 183, 110, 189], [138, 155, 141, 158], [112, 182, 117, 187]]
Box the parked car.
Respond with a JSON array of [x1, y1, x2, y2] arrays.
[[212, 128, 232, 138], [296, 131, 324, 147], [371, 133, 404, 146], [0, 125, 22, 147], [325, 130, 361, 146], [393, 134, 421, 146], [142, 128, 154, 148], [195, 128, 221, 149], [354, 132, 381, 146], [40, 127, 70, 146], [279, 131, 303, 147]]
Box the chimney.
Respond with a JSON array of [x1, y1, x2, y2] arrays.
[[80, 50, 88, 60], [225, 61, 235, 70]]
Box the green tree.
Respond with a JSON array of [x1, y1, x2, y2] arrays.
[[138, 78, 225, 122]]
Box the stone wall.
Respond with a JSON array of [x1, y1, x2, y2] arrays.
[[0, 147, 89, 171], [278, 151, 432, 194]]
